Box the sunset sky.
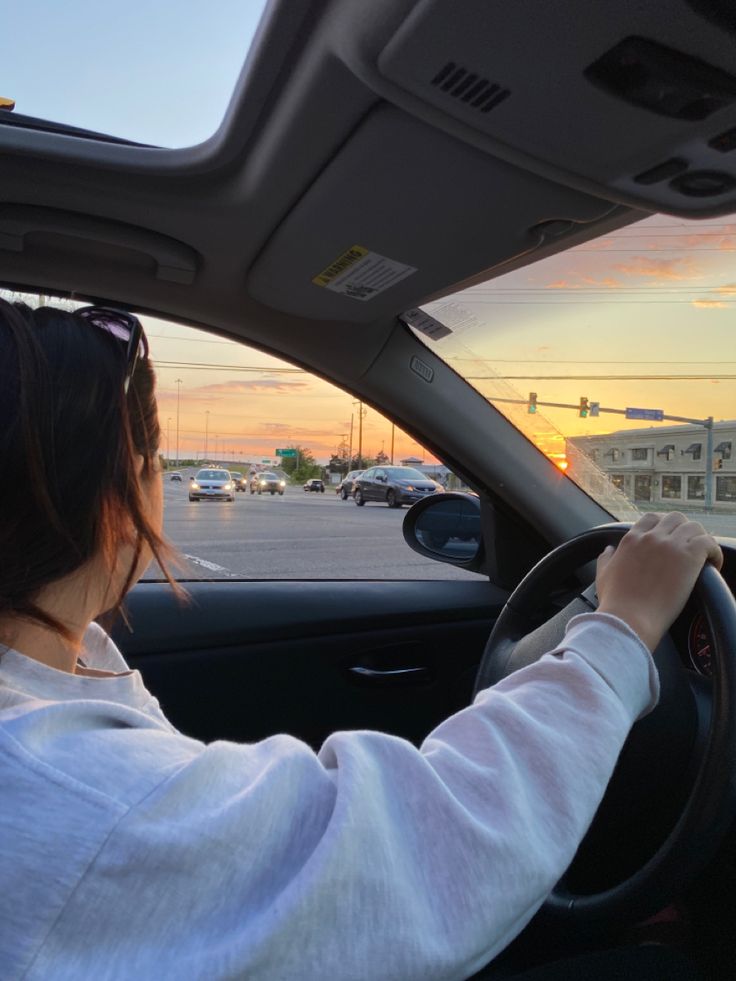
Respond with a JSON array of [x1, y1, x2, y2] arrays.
[[146, 322, 425, 466], [146, 212, 735, 468], [424, 214, 736, 464]]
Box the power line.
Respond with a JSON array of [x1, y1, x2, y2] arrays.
[[450, 298, 736, 305], [153, 360, 306, 373], [467, 374, 736, 381], [448, 358, 736, 365]]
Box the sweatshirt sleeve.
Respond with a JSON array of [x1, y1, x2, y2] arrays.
[[33, 613, 658, 981]]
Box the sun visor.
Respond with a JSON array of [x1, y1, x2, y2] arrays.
[[246, 105, 615, 323]]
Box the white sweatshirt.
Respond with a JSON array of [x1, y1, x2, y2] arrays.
[[0, 613, 658, 981]]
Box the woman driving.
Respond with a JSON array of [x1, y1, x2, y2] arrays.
[[0, 298, 722, 980]]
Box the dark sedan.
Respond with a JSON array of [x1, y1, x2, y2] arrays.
[[229, 471, 248, 492], [335, 470, 364, 500], [250, 471, 286, 495], [303, 479, 325, 492], [353, 467, 444, 508]]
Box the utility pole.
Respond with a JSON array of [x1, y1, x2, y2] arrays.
[[353, 400, 365, 469], [358, 403, 363, 469], [204, 410, 210, 459], [348, 413, 354, 469], [166, 417, 172, 464], [390, 423, 395, 465], [175, 379, 182, 466], [705, 416, 714, 511]]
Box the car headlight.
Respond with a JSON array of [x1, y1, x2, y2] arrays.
[[223, 483, 233, 490], [404, 485, 415, 491], [279, 481, 286, 487], [260, 481, 267, 486], [191, 483, 200, 490]]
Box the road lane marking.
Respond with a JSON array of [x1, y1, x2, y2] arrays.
[[183, 553, 237, 577]]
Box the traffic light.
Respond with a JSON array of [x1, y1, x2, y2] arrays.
[[579, 396, 589, 418], [528, 391, 537, 414], [714, 457, 723, 471]]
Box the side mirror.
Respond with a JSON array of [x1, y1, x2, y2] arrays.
[[403, 493, 484, 570]]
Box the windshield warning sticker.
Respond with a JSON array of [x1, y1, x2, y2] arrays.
[[313, 246, 417, 301], [400, 308, 453, 341]]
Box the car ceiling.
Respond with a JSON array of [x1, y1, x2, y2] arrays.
[[2, 0, 735, 540]]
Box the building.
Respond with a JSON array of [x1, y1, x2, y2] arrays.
[[568, 421, 736, 512]]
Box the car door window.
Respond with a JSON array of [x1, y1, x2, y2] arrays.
[[1, 290, 479, 581]]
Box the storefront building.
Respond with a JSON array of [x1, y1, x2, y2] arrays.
[[568, 421, 736, 512]]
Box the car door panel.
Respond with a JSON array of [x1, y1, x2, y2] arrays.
[[113, 580, 506, 749]]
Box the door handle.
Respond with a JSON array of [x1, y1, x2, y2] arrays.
[[348, 664, 431, 685]]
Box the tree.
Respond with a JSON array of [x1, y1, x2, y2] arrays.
[[328, 454, 348, 475], [279, 445, 320, 483], [375, 450, 390, 465]]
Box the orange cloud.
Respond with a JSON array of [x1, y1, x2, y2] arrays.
[[545, 275, 621, 289], [692, 299, 727, 309], [194, 379, 309, 395], [612, 256, 701, 281], [714, 283, 736, 295]]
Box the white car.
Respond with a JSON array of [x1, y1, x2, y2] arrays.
[[189, 469, 235, 502]]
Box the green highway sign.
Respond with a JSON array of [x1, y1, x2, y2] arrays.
[[276, 448, 297, 457]]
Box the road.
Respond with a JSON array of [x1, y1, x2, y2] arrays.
[[147, 473, 736, 582], [148, 477, 481, 581]]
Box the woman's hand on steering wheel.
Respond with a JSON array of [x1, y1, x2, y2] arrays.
[[596, 512, 724, 653]]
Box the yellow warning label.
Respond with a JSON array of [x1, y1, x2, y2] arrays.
[[312, 246, 369, 287]]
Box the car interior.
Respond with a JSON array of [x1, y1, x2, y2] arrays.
[[3, 1, 736, 977]]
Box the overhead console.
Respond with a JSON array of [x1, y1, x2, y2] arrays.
[[370, 0, 736, 216]]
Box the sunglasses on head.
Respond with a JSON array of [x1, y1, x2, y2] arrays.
[[74, 306, 149, 393]]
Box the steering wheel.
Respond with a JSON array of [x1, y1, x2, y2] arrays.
[[474, 523, 736, 928]]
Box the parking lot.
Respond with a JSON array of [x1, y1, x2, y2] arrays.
[[148, 476, 482, 581]]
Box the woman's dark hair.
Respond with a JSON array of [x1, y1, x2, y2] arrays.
[[0, 297, 179, 641]]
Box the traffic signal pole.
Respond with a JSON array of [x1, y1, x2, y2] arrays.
[[494, 396, 716, 510]]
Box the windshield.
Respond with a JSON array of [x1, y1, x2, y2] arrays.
[[197, 470, 229, 480], [260, 473, 278, 480], [386, 467, 428, 480], [409, 214, 735, 536]]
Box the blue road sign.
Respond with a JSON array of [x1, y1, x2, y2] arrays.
[[625, 408, 664, 421]]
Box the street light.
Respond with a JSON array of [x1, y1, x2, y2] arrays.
[[175, 379, 182, 466]]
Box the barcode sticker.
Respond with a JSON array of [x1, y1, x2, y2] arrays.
[[400, 308, 453, 340], [313, 246, 417, 301]]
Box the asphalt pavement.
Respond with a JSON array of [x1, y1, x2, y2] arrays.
[[148, 477, 482, 581]]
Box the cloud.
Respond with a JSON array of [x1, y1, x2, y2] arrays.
[[193, 379, 309, 395], [692, 299, 727, 309], [545, 275, 621, 289], [714, 283, 736, 295], [612, 256, 701, 281]]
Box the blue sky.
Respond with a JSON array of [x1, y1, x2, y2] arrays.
[[2, 0, 269, 147]]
